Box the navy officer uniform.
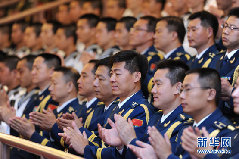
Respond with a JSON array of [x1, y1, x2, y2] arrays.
[[165, 46, 191, 64], [125, 105, 192, 159], [188, 44, 218, 69], [29, 98, 81, 150], [168, 108, 236, 159], [83, 90, 154, 159], [142, 45, 164, 98], [209, 49, 239, 118]]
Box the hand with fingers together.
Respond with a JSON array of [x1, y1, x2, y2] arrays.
[[114, 114, 137, 145], [128, 140, 157, 159], [0, 106, 16, 124], [61, 121, 88, 155], [181, 126, 211, 159], [29, 109, 56, 131], [57, 112, 83, 130], [99, 117, 123, 148], [148, 126, 172, 159], [9, 117, 35, 139]]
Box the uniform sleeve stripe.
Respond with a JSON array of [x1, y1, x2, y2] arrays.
[[123, 109, 134, 120], [96, 148, 103, 159], [84, 111, 94, 128], [60, 137, 65, 147], [209, 129, 220, 138], [140, 104, 150, 124], [165, 121, 181, 139]]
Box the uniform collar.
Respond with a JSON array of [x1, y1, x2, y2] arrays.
[[118, 92, 137, 109], [56, 97, 77, 113], [225, 49, 238, 59], [86, 97, 97, 108], [193, 113, 212, 127]]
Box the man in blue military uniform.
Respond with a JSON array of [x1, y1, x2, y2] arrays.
[[209, 8, 239, 119], [127, 68, 237, 159], [187, 11, 219, 69], [59, 50, 154, 159], [154, 16, 191, 64], [129, 16, 164, 98], [10, 67, 82, 150], [101, 60, 192, 159]]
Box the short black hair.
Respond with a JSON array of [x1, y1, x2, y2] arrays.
[[45, 21, 61, 34], [88, 59, 99, 74], [95, 57, 112, 76], [29, 23, 42, 37], [21, 55, 37, 70], [158, 16, 186, 44], [54, 66, 80, 91], [99, 17, 117, 31], [186, 68, 221, 105], [118, 16, 137, 32], [0, 55, 19, 71], [111, 50, 148, 84], [156, 0, 166, 10], [37, 53, 62, 69], [188, 11, 219, 38], [157, 60, 189, 85], [61, 25, 77, 43], [228, 7, 239, 18], [79, 14, 100, 28], [140, 16, 157, 32]]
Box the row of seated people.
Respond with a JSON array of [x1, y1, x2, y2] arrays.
[[1, 7, 239, 159], [0, 50, 239, 159]]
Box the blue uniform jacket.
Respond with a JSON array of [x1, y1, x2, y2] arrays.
[[166, 46, 191, 64], [168, 108, 236, 159], [83, 90, 154, 159], [188, 45, 218, 69], [125, 105, 192, 159], [29, 98, 81, 150]]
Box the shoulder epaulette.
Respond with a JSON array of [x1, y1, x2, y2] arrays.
[[97, 102, 105, 106], [213, 121, 235, 131]]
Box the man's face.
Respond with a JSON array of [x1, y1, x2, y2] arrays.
[[16, 59, 32, 88], [76, 19, 93, 44], [115, 22, 130, 48], [222, 16, 239, 50], [96, 22, 112, 48], [186, 0, 204, 9], [31, 57, 51, 86], [187, 18, 209, 50], [130, 19, 152, 47], [69, 1, 82, 22], [93, 65, 113, 102], [151, 69, 178, 110], [49, 72, 68, 102], [81, 2, 95, 15], [55, 28, 67, 50], [232, 78, 239, 114], [40, 23, 54, 46], [216, 0, 232, 10], [171, 0, 185, 12], [0, 62, 11, 86], [104, 0, 123, 19], [77, 63, 95, 97], [57, 5, 69, 24], [110, 62, 139, 99], [180, 73, 209, 117], [24, 27, 38, 49], [11, 24, 24, 45], [154, 21, 172, 52]]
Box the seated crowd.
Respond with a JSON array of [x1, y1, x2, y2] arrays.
[[1, 0, 239, 159]]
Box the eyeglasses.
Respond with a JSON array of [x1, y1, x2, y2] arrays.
[[221, 23, 239, 31], [130, 27, 148, 32], [180, 87, 211, 94]]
